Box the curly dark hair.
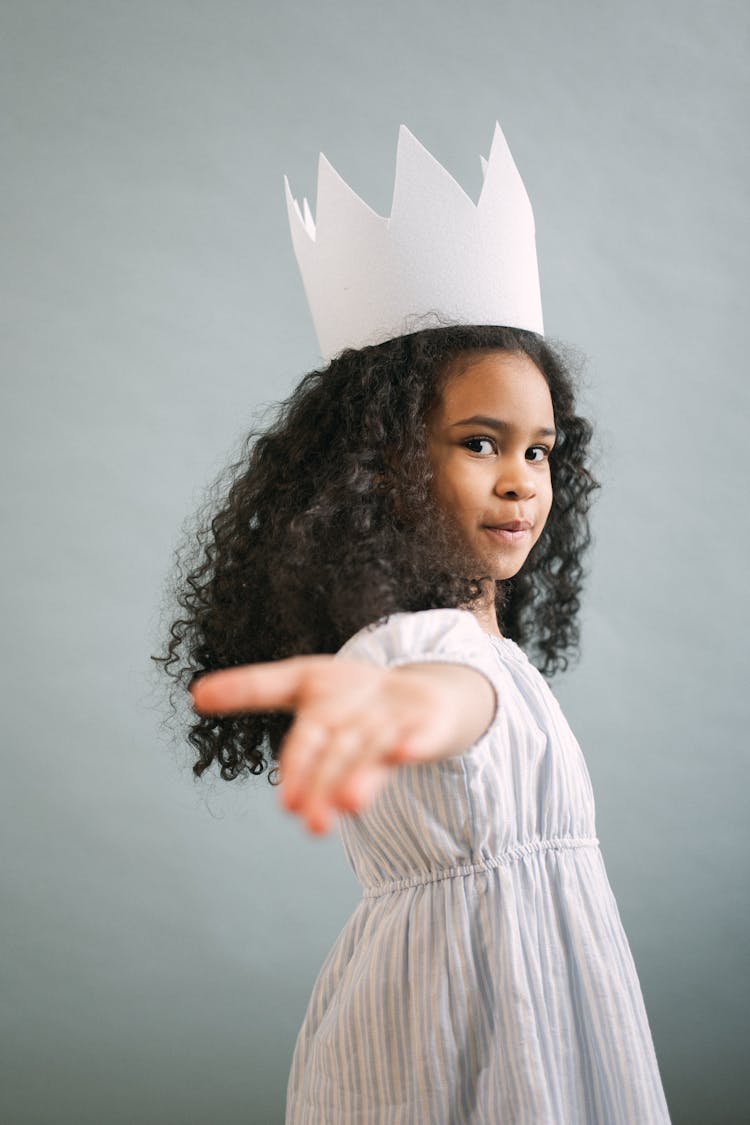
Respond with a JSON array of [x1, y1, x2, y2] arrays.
[[153, 324, 601, 784]]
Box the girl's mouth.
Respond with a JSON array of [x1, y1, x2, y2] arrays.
[[484, 527, 531, 544]]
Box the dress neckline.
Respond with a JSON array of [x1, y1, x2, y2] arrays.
[[484, 631, 526, 661], [481, 629, 510, 644]]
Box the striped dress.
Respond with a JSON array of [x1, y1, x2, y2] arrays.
[[285, 609, 671, 1124]]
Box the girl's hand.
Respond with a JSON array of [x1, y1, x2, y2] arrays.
[[190, 656, 494, 835]]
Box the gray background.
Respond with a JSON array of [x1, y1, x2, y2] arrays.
[[2, 1, 748, 1122]]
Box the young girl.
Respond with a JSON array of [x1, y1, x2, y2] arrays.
[[158, 126, 671, 1122]]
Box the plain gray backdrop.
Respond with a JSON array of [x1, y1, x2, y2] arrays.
[[2, 1, 748, 1122]]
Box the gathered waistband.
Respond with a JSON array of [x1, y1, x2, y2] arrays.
[[361, 835, 600, 899]]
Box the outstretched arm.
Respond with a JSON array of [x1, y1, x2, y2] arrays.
[[190, 657, 495, 835]]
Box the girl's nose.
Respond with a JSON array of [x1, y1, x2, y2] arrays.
[[493, 456, 535, 499]]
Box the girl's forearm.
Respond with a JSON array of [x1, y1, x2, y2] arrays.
[[392, 663, 496, 759]]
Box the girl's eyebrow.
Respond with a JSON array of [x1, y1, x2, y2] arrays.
[[449, 414, 557, 439]]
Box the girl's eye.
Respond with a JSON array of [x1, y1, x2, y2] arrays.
[[463, 437, 496, 455], [527, 445, 551, 463]]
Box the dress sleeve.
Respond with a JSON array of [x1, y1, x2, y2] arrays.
[[335, 608, 505, 749]]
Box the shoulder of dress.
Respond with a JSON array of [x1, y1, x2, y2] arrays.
[[336, 608, 485, 664]]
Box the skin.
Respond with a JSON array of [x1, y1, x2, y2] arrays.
[[426, 349, 556, 636], [191, 348, 555, 835], [192, 658, 495, 834]]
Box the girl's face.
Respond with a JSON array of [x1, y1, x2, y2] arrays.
[[426, 349, 556, 582]]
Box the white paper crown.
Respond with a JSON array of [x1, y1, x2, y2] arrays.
[[284, 121, 544, 363]]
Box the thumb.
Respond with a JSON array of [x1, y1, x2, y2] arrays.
[[190, 657, 328, 715]]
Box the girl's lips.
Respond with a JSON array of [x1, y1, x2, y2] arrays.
[[485, 526, 531, 544]]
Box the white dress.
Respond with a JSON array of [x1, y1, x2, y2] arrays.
[[285, 609, 671, 1124]]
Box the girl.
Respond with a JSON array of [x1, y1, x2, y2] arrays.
[[157, 127, 672, 1123]]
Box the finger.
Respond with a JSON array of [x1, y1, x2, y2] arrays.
[[327, 720, 398, 808], [312, 718, 406, 815], [389, 711, 448, 761], [374, 701, 443, 764], [277, 715, 331, 812], [190, 657, 329, 716], [295, 719, 415, 834], [339, 761, 392, 811], [302, 726, 366, 819]]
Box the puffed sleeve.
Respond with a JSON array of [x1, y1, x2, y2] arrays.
[[335, 608, 505, 749]]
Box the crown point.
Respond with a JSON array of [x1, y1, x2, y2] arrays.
[[391, 121, 476, 225], [284, 174, 307, 234]]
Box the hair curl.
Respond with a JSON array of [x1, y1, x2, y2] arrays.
[[153, 325, 601, 783]]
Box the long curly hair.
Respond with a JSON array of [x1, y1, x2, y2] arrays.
[[153, 324, 601, 783]]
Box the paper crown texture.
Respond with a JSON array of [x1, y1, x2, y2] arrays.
[[284, 122, 544, 363]]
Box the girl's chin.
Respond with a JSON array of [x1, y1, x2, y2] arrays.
[[450, 532, 533, 583], [476, 537, 536, 577], [476, 542, 531, 571], [468, 562, 526, 585]]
